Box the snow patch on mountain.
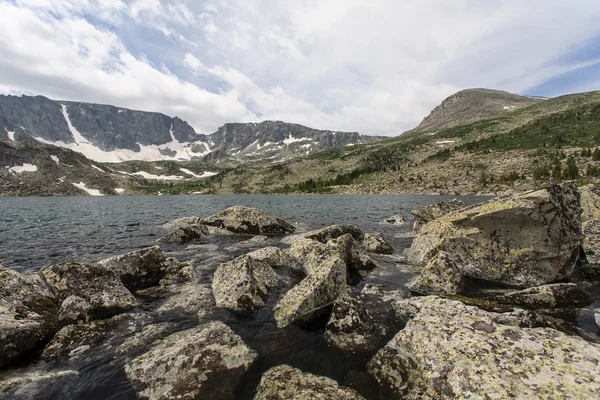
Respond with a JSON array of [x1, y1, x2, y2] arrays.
[[8, 163, 38, 173], [72, 182, 104, 196], [132, 171, 185, 181], [50, 155, 60, 164], [5, 127, 15, 141]]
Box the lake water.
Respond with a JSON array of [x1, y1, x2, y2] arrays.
[[0, 194, 496, 399]]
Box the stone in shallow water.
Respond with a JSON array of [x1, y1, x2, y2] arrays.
[[491, 283, 592, 309], [125, 321, 257, 400], [0, 264, 59, 367], [380, 215, 406, 225], [159, 224, 209, 244], [201, 206, 295, 236], [282, 224, 363, 245], [367, 296, 600, 399], [363, 232, 393, 254], [96, 246, 169, 291], [212, 255, 279, 313], [0, 368, 79, 399], [41, 262, 137, 320], [254, 364, 365, 400]]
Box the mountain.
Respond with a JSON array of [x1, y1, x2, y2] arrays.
[[0, 95, 382, 164], [407, 89, 545, 134]]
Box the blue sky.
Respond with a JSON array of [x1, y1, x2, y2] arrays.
[[1, 0, 599, 136]]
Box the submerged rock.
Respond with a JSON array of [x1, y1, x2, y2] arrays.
[[97, 246, 169, 291], [282, 224, 363, 244], [0, 368, 79, 399], [492, 283, 592, 309], [115, 322, 177, 357], [41, 262, 137, 320], [411, 198, 466, 232], [125, 321, 257, 400], [212, 255, 279, 313], [254, 365, 364, 400], [406, 183, 582, 288], [407, 251, 465, 296], [363, 232, 393, 254], [325, 284, 404, 354], [0, 264, 59, 367], [367, 296, 600, 399], [380, 215, 406, 225], [201, 206, 295, 236]]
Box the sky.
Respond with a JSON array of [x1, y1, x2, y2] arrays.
[[1, 1, 600, 136]]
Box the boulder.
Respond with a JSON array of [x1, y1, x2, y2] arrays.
[[579, 184, 600, 222], [0, 264, 59, 367], [406, 183, 582, 288], [325, 284, 404, 354], [363, 232, 393, 254], [125, 321, 257, 400], [581, 218, 600, 279], [492, 283, 592, 309], [163, 216, 203, 229], [159, 224, 209, 244], [97, 246, 169, 291], [212, 255, 279, 313], [274, 256, 347, 328], [411, 198, 466, 231], [254, 365, 364, 400], [41, 262, 137, 320], [380, 215, 405, 225], [367, 296, 600, 399], [246, 247, 290, 268], [327, 234, 377, 277], [201, 206, 295, 236], [116, 322, 177, 357], [407, 251, 465, 296], [58, 295, 91, 326], [0, 369, 79, 399], [282, 224, 363, 245], [157, 261, 197, 287]]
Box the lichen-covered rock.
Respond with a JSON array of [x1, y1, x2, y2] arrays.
[[0, 369, 79, 399], [492, 283, 592, 309], [411, 198, 466, 231], [367, 296, 600, 399], [157, 261, 196, 287], [246, 247, 290, 268], [115, 322, 177, 357], [125, 321, 256, 400], [327, 234, 376, 277], [159, 224, 209, 244], [325, 284, 404, 354], [407, 251, 465, 296], [41, 262, 137, 320], [201, 206, 295, 236], [581, 218, 600, 279], [41, 313, 131, 360], [274, 256, 347, 328], [282, 224, 363, 245], [579, 184, 600, 222], [155, 282, 215, 319], [163, 216, 203, 229], [97, 246, 169, 291], [212, 255, 279, 313], [363, 233, 393, 254], [58, 295, 91, 326], [380, 215, 406, 225], [0, 264, 59, 367], [406, 183, 582, 288], [254, 365, 364, 400]]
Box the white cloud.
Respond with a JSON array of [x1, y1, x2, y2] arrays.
[[1, 1, 600, 136]]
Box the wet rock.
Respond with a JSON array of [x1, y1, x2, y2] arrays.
[[327, 234, 376, 278], [367, 296, 600, 399], [41, 313, 131, 360], [363, 232, 393, 254], [58, 295, 91, 326], [0, 264, 59, 367], [41, 262, 137, 320], [407, 251, 465, 296], [158, 261, 196, 287], [274, 255, 347, 328], [579, 184, 600, 222], [155, 282, 215, 320], [201, 206, 295, 236], [411, 198, 466, 232], [406, 183, 582, 288], [380, 215, 405, 225], [159, 224, 209, 244], [212, 255, 279, 313], [325, 284, 404, 354], [595, 311, 600, 330], [343, 370, 379, 399], [115, 322, 177, 357], [282, 224, 363, 245], [0, 368, 79, 399], [97, 246, 169, 291], [125, 321, 257, 400], [163, 216, 203, 229], [254, 365, 364, 400], [492, 283, 592, 309], [246, 247, 290, 268]]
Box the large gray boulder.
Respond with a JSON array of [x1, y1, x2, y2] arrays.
[[411, 198, 466, 232], [0, 264, 59, 367], [363, 232, 393, 254], [328, 234, 376, 278], [159, 224, 209, 244], [407, 183, 582, 288], [125, 321, 257, 400], [581, 218, 600, 279], [367, 296, 600, 399], [41, 262, 137, 320], [212, 255, 279, 313], [254, 365, 364, 400], [325, 284, 404, 354], [282, 224, 363, 245], [201, 206, 295, 236], [97, 246, 169, 291], [491, 283, 592, 309], [407, 251, 465, 296], [246, 247, 290, 268]]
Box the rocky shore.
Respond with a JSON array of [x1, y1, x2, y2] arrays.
[[1, 184, 600, 399]]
